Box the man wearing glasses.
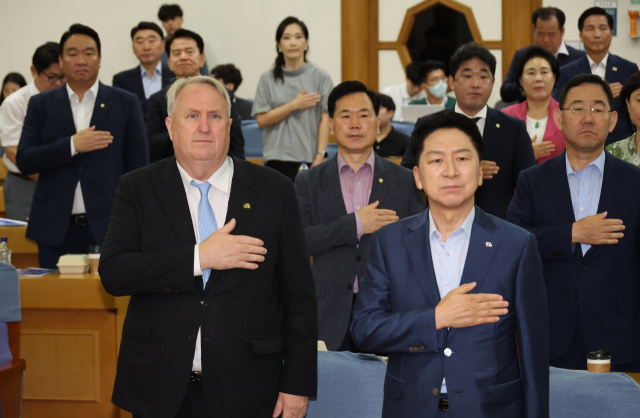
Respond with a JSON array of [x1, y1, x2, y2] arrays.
[[507, 73, 640, 373], [0, 42, 65, 221]]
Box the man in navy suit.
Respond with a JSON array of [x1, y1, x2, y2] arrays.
[[112, 22, 175, 116], [352, 111, 549, 418], [508, 74, 640, 372], [401, 42, 536, 219], [17, 24, 149, 268], [552, 7, 639, 145], [501, 7, 585, 103]]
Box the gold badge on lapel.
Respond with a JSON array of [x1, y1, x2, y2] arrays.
[[486, 242, 492, 247], [243, 203, 250, 209], [379, 178, 383, 183], [496, 124, 500, 128], [100, 103, 105, 108], [612, 67, 618, 72]]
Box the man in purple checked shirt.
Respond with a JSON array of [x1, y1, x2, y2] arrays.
[[294, 81, 424, 352]]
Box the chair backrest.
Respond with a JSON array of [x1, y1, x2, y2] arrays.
[[240, 120, 264, 158], [391, 121, 415, 137], [0, 263, 21, 363], [306, 352, 386, 418]]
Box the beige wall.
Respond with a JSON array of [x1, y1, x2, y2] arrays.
[[0, 0, 341, 99]]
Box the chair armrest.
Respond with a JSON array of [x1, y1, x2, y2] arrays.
[[0, 359, 26, 385]]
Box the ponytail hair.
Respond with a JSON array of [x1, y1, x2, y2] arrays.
[[273, 16, 309, 83]]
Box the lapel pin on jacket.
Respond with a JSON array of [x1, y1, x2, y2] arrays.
[[496, 123, 500, 128], [613, 67, 618, 72], [100, 103, 105, 108], [243, 203, 250, 209], [379, 178, 383, 183], [486, 242, 492, 247]]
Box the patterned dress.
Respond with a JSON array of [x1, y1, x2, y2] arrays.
[[606, 133, 640, 166]]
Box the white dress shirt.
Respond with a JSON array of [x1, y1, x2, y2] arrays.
[[381, 83, 427, 121], [554, 41, 569, 59], [587, 53, 609, 80], [454, 104, 488, 136], [176, 156, 234, 372], [429, 207, 476, 394], [0, 82, 42, 173], [140, 62, 163, 99], [68, 79, 100, 214]]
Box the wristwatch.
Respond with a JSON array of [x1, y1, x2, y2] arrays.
[[317, 150, 327, 158]]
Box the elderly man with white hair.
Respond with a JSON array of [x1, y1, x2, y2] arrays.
[[99, 76, 318, 418]]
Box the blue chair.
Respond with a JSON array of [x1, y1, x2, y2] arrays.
[[391, 121, 415, 137], [306, 351, 386, 418], [240, 120, 264, 158], [0, 262, 25, 418], [326, 143, 339, 160]]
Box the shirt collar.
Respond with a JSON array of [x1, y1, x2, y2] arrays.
[[140, 62, 162, 78], [565, 150, 606, 177], [555, 41, 569, 58], [176, 156, 233, 195], [454, 104, 488, 120], [587, 52, 609, 69], [66, 78, 100, 104], [28, 81, 41, 95], [337, 149, 375, 173], [429, 206, 476, 240]]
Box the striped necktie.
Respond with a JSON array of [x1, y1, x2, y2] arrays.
[[191, 180, 218, 289]]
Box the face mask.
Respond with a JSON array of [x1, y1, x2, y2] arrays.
[[428, 80, 448, 98]]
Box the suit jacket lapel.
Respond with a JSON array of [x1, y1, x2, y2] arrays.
[[483, 109, 500, 157], [459, 207, 498, 289], [605, 54, 619, 83], [547, 152, 576, 224], [404, 211, 442, 306], [320, 155, 349, 219], [89, 83, 112, 129], [156, 157, 197, 245], [224, 156, 257, 236], [369, 154, 390, 205], [133, 70, 145, 101], [54, 87, 76, 134]]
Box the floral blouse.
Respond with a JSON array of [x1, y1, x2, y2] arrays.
[[606, 133, 640, 166]]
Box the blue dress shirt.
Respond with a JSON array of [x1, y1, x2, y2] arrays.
[[566, 151, 605, 255], [141, 62, 163, 99], [428, 206, 475, 393]]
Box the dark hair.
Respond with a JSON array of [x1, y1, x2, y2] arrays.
[[131, 22, 164, 40], [559, 73, 614, 110], [0, 72, 27, 104], [620, 71, 640, 115], [532, 7, 566, 29], [578, 7, 614, 32], [419, 60, 447, 83], [211, 64, 243, 91], [165, 28, 204, 55], [32, 42, 60, 74], [406, 62, 422, 85], [328, 81, 379, 118], [515, 46, 560, 90], [449, 42, 496, 79], [376, 92, 395, 112], [158, 4, 183, 21], [410, 111, 484, 166], [273, 17, 309, 83], [60, 24, 101, 55]]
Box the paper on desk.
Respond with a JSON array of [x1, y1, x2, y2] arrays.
[[0, 218, 28, 226], [17, 268, 58, 276]]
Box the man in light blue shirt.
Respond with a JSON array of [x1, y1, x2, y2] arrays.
[[141, 62, 163, 100]]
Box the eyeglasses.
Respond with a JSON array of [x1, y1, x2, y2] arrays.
[[41, 71, 65, 84], [560, 107, 613, 118]]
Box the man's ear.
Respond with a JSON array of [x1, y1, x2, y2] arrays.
[[165, 117, 173, 141], [552, 108, 564, 131], [328, 117, 334, 135], [609, 111, 618, 133], [413, 165, 423, 191]]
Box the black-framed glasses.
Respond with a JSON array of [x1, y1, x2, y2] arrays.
[[560, 107, 613, 118], [41, 71, 65, 83]]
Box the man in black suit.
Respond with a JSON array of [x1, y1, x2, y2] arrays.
[[146, 29, 244, 162], [402, 43, 536, 219], [507, 74, 640, 372], [501, 7, 585, 103], [99, 76, 317, 418], [211, 63, 253, 121], [17, 24, 149, 268], [112, 22, 175, 116]]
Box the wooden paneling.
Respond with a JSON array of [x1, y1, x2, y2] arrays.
[[341, 0, 378, 89], [501, 0, 543, 81]]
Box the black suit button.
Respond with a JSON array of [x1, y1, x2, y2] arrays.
[[79, 166, 83, 170], [573, 293, 579, 299], [580, 263, 586, 269], [200, 301, 206, 306], [189, 334, 196, 340], [356, 256, 361, 261], [347, 284, 353, 290]]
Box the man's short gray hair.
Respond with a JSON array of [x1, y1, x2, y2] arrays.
[[166, 76, 231, 118]]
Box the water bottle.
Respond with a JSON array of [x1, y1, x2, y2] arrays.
[[298, 160, 309, 173], [0, 237, 11, 264]]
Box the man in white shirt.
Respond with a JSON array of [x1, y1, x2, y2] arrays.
[[381, 62, 426, 121], [16, 24, 149, 268], [0, 42, 64, 221]]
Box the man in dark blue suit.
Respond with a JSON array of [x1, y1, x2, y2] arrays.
[[508, 74, 640, 373], [17, 24, 149, 268], [401, 43, 536, 219], [501, 7, 585, 103], [112, 22, 175, 116], [352, 112, 549, 418], [552, 7, 639, 145]]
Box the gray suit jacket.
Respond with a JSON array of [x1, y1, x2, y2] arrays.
[[294, 153, 425, 350]]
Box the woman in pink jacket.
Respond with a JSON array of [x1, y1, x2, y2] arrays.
[[502, 46, 565, 163]]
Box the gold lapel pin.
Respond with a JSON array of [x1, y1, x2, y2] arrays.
[[243, 203, 250, 209], [100, 103, 105, 108], [496, 123, 500, 128], [486, 242, 492, 247], [613, 67, 618, 72], [379, 178, 383, 183]]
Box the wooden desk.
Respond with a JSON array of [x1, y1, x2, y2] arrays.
[[20, 273, 131, 418], [0, 226, 39, 269]]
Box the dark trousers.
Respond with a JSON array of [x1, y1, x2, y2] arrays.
[[265, 160, 301, 184], [38, 216, 97, 268], [337, 294, 359, 352], [134, 378, 209, 418]]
